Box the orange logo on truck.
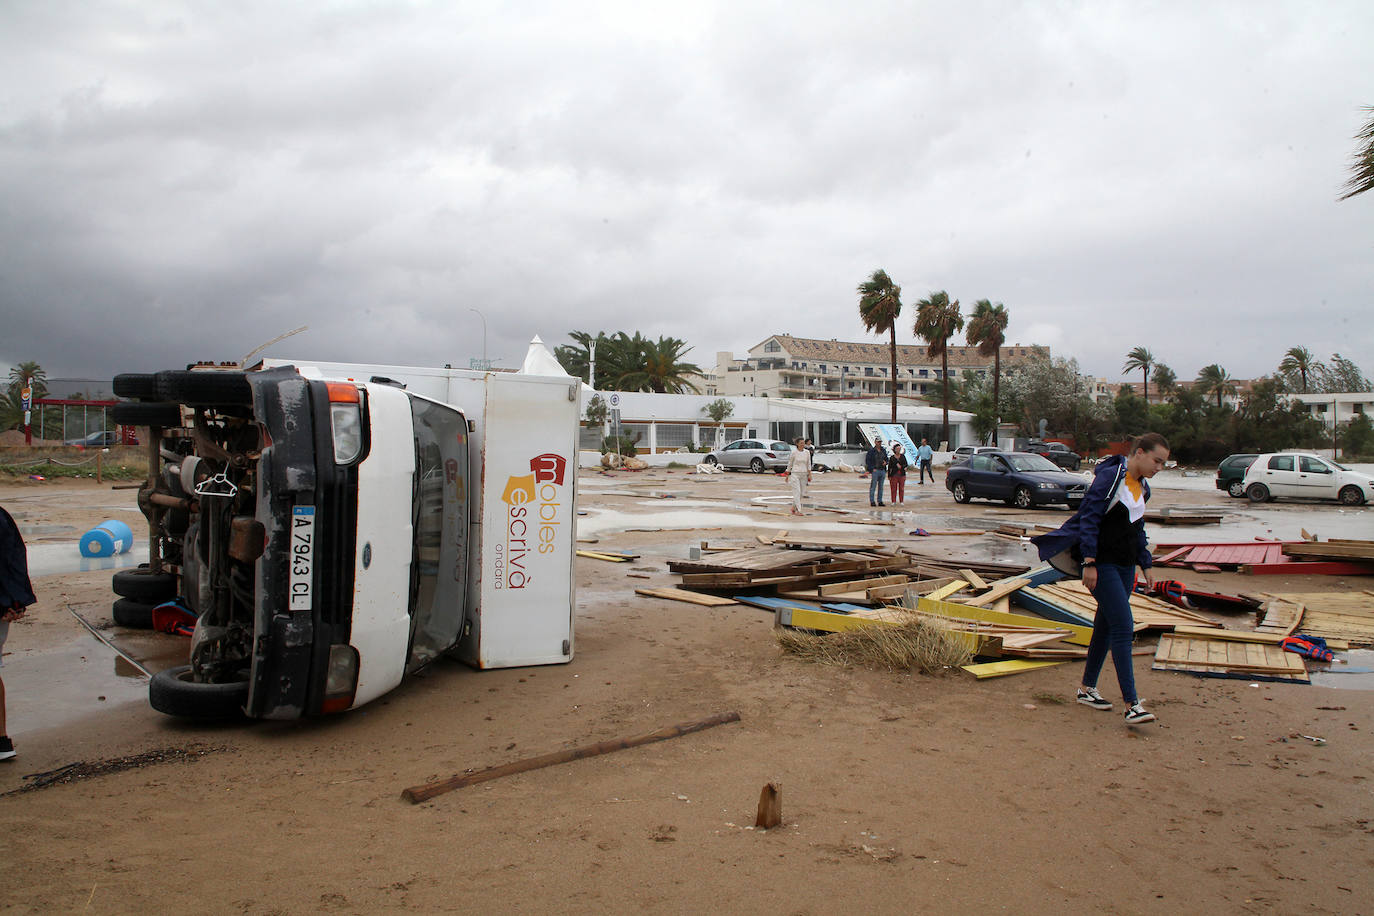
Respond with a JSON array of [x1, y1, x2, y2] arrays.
[[496, 453, 569, 591]]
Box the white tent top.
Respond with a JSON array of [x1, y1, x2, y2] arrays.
[[519, 335, 571, 377]]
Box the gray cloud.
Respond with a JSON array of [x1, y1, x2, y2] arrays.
[[1, 0, 1370, 391]]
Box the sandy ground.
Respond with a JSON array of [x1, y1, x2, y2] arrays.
[[1, 468, 1372, 914]]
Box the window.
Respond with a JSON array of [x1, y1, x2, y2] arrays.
[[1355, 404, 1365, 415], [919, 369, 928, 378], [764, 340, 781, 352], [1268, 455, 1294, 471], [655, 423, 693, 449], [1300, 456, 1331, 474], [970, 455, 993, 471]]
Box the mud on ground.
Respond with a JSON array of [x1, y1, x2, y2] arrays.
[[1, 469, 1371, 914]]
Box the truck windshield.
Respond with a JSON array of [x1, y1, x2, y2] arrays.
[[407, 395, 470, 670]]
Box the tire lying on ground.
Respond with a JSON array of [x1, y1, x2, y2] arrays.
[[149, 666, 248, 719], [110, 401, 183, 428], [111, 568, 178, 602], [112, 373, 158, 400], [155, 369, 252, 407], [112, 597, 156, 629]]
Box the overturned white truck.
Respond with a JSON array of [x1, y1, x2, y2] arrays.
[[110, 360, 580, 719]]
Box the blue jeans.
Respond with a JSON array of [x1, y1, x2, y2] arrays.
[[1083, 563, 1139, 704], [869, 469, 887, 504]]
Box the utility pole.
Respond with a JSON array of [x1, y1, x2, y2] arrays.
[[588, 337, 597, 388]]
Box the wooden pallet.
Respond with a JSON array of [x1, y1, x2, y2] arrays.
[[1153, 633, 1308, 682]]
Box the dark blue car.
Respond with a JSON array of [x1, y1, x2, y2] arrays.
[[945, 451, 1088, 509]]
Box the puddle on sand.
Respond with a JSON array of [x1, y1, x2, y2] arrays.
[[26, 543, 150, 577], [1310, 649, 1374, 691], [6, 637, 153, 733]]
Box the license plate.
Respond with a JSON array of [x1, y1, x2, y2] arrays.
[[290, 505, 315, 611]]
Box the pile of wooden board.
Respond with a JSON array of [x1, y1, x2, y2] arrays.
[[1153, 540, 1374, 576]]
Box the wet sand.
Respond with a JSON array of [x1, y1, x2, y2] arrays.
[[1, 469, 1372, 914]]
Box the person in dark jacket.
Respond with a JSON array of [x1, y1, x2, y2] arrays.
[[864, 438, 888, 507], [1, 505, 36, 761], [1031, 433, 1170, 725], [887, 443, 908, 505]]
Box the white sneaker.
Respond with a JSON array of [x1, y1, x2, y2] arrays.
[[1075, 686, 1112, 710], [1124, 702, 1156, 724]]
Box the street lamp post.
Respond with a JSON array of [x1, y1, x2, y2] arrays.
[[469, 308, 489, 370]]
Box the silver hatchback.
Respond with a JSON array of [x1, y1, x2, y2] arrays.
[[703, 439, 792, 473]]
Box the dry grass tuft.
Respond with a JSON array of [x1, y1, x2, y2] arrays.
[[777, 614, 972, 675]]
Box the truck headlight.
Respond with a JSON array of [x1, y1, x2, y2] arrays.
[[330, 403, 363, 463], [325, 382, 363, 464], [322, 644, 359, 714]]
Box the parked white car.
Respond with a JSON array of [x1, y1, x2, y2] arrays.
[[1242, 452, 1374, 506]]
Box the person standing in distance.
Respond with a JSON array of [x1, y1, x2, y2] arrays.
[[1031, 433, 1170, 725], [1, 505, 36, 761], [916, 438, 935, 484], [786, 437, 812, 515], [864, 437, 888, 507], [887, 443, 908, 505]]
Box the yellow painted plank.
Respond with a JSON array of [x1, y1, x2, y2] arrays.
[[926, 581, 969, 601], [919, 596, 1094, 646], [577, 550, 631, 562], [961, 659, 1065, 679]]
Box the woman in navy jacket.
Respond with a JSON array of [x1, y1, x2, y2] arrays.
[[1032, 433, 1170, 725]]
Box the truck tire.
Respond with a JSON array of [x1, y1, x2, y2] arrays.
[[149, 666, 248, 719], [155, 370, 252, 406], [111, 401, 183, 428], [112, 597, 155, 629], [112, 373, 158, 400], [112, 568, 178, 601]]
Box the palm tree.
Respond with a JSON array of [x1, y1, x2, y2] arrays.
[[1122, 347, 1154, 404], [1338, 105, 1374, 201], [1151, 363, 1177, 397], [913, 290, 965, 445], [1196, 363, 1236, 408], [1278, 345, 1321, 393], [615, 334, 703, 394], [6, 360, 47, 400], [965, 299, 1009, 431], [856, 269, 903, 422]]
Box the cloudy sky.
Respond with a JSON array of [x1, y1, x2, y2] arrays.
[[2, 0, 1371, 394]]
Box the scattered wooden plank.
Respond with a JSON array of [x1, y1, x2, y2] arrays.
[[962, 659, 1064, 679], [959, 569, 989, 590], [634, 587, 738, 607], [577, 549, 632, 562], [919, 596, 1094, 646], [926, 581, 969, 601], [955, 577, 1030, 608], [1152, 633, 1308, 681]]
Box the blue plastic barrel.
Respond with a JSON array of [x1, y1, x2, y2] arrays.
[[79, 519, 134, 558]]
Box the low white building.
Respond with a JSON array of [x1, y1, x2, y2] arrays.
[[581, 390, 975, 455], [1288, 392, 1373, 426]]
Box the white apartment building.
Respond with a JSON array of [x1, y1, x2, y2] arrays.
[[714, 334, 1049, 400]]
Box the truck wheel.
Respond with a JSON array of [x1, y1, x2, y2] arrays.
[[112, 373, 158, 400], [1227, 479, 1246, 498], [111, 401, 183, 428], [1338, 485, 1366, 506], [149, 666, 248, 719], [155, 370, 252, 406], [1013, 486, 1034, 509], [112, 597, 155, 629], [750, 457, 765, 473], [112, 568, 178, 601], [952, 481, 970, 503], [1246, 483, 1271, 503]]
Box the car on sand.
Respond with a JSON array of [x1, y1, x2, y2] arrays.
[[702, 439, 792, 473], [1241, 452, 1373, 505], [945, 451, 1088, 509], [1215, 453, 1259, 498]]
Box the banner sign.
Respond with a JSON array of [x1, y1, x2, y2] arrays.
[[856, 423, 916, 467]]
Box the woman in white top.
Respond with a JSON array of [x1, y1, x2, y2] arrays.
[[786, 437, 812, 515]]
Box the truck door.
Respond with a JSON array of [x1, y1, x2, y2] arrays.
[[405, 394, 470, 671]]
